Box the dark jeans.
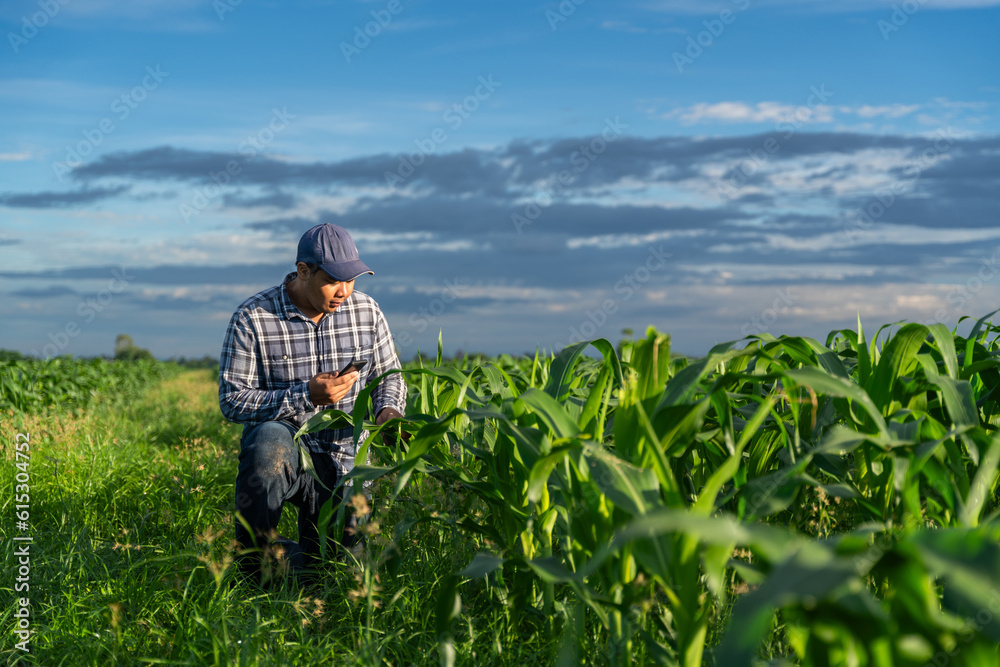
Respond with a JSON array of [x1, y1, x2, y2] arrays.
[[234, 420, 363, 577]]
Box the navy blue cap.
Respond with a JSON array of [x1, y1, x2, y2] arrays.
[[296, 224, 373, 281]]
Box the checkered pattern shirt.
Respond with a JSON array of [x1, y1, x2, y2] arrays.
[[219, 272, 407, 472]]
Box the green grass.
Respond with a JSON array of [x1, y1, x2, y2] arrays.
[[0, 369, 560, 666]]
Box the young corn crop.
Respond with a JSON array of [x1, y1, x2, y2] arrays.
[[299, 316, 1000, 666], [0, 356, 175, 413]]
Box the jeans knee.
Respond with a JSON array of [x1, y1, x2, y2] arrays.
[[239, 422, 297, 487]]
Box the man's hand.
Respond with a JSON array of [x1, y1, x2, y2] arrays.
[[376, 407, 410, 445], [308, 370, 360, 406]]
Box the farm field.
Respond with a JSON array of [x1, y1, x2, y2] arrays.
[[3, 318, 1000, 666]]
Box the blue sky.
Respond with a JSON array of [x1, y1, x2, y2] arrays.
[[1, 0, 999, 360]]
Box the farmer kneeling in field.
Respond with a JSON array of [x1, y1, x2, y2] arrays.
[[218, 223, 407, 585]]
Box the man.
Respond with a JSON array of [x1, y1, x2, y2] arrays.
[[219, 223, 406, 584]]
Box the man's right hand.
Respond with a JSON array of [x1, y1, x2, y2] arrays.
[[308, 370, 360, 406]]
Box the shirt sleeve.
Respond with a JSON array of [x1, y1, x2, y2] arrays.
[[368, 304, 407, 418], [218, 309, 314, 424]]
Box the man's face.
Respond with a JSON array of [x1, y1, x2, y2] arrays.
[[298, 263, 355, 313]]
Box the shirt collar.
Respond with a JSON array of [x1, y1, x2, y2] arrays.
[[279, 271, 310, 321]]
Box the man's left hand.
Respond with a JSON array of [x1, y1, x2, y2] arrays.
[[375, 407, 410, 446]]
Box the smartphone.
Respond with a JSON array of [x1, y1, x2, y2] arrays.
[[338, 357, 369, 375]]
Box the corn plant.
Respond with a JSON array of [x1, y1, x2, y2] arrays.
[[295, 317, 1000, 666]]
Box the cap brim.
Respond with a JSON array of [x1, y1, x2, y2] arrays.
[[320, 260, 374, 282]]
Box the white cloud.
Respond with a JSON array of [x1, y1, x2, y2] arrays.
[[600, 20, 685, 34], [600, 20, 649, 33], [665, 101, 929, 126], [566, 229, 696, 249], [716, 226, 1000, 254], [853, 104, 921, 118], [667, 101, 836, 125]]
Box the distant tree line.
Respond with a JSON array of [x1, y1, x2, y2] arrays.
[[115, 334, 155, 362], [1, 335, 218, 373]]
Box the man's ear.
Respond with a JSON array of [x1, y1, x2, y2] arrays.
[[295, 262, 310, 280]]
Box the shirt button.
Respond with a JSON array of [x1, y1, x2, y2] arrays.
[[283, 355, 287, 359]]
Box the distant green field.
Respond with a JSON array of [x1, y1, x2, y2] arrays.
[[3, 318, 1000, 666]]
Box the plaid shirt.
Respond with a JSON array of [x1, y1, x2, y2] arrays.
[[219, 271, 407, 472]]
